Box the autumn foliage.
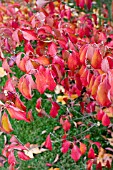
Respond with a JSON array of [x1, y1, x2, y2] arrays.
[[0, 0, 113, 169]]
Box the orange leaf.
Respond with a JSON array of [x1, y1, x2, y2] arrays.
[[18, 75, 35, 100], [35, 56, 50, 66], [79, 46, 87, 65], [91, 75, 101, 98], [80, 142, 87, 155], [96, 77, 111, 107], [91, 49, 102, 69]]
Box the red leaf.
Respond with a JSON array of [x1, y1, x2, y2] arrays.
[[35, 66, 47, 94], [36, 98, 42, 111], [50, 102, 60, 118], [102, 113, 110, 126], [44, 134, 52, 151], [18, 151, 30, 161], [61, 140, 71, 154], [86, 160, 93, 170], [88, 147, 95, 159], [71, 144, 82, 162], [1, 112, 13, 133], [62, 119, 71, 132], [35, 66, 56, 94], [93, 142, 101, 148], [24, 41, 34, 53], [96, 110, 104, 121], [46, 68, 56, 91], [68, 51, 80, 71]]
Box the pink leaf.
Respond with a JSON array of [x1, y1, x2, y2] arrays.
[[48, 42, 57, 56], [62, 119, 71, 132], [71, 144, 82, 162], [61, 140, 71, 154], [8, 151, 16, 165], [21, 29, 37, 41], [36, 0, 49, 8], [4, 78, 16, 93]]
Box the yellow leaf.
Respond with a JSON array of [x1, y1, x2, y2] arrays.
[[56, 95, 68, 105], [1, 112, 13, 133], [0, 67, 6, 77], [56, 93, 78, 105]]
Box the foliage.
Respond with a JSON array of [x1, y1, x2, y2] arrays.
[[0, 0, 113, 170]]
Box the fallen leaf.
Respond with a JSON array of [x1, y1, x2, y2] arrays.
[[0, 156, 6, 167], [0, 67, 6, 77], [24, 144, 47, 158], [53, 126, 61, 131], [50, 102, 60, 118], [1, 112, 13, 133], [44, 134, 52, 151], [53, 154, 59, 163], [61, 140, 71, 154], [71, 144, 82, 162]]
